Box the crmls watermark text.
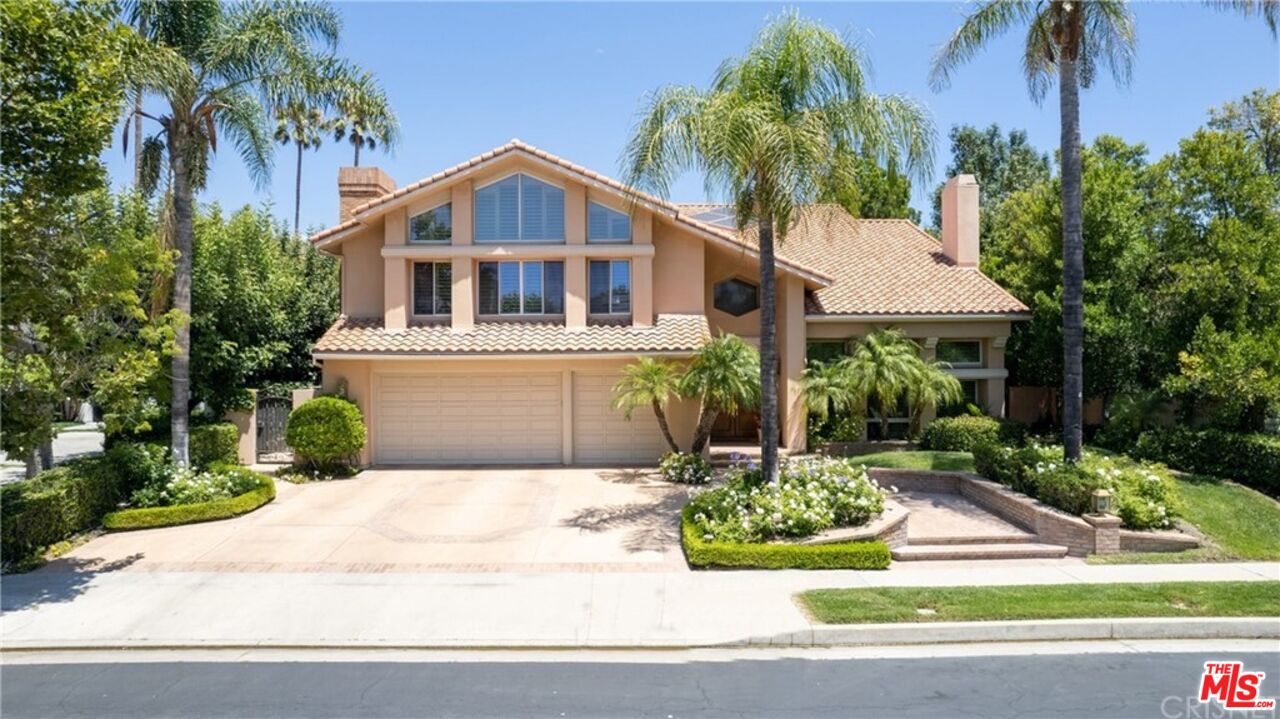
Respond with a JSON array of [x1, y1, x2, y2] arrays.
[[1162, 662, 1278, 718], [1162, 696, 1277, 719]]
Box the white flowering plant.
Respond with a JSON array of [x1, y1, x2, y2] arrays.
[[130, 465, 260, 508], [659, 452, 714, 485], [686, 456, 886, 543], [976, 441, 1179, 529]]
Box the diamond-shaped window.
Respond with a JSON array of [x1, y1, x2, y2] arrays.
[[713, 278, 760, 316]]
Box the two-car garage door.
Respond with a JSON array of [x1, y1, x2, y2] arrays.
[[373, 371, 667, 465]]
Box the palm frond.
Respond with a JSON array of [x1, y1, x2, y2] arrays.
[[1207, 0, 1279, 36], [621, 85, 708, 201], [929, 0, 1037, 92], [212, 88, 272, 189]]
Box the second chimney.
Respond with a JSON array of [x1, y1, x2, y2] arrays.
[[337, 166, 396, 223], [940, 174, 979, 268]]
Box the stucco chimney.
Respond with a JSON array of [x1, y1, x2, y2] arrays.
[[940, 174, 979, 268], [337, 167, 395, 223]]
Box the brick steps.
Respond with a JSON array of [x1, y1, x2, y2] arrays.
[[891, 542, 1070, 561], [905, 533, 1038, 546]]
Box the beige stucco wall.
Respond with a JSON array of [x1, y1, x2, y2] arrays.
[[704, 243, 763, 339], [339, 227, 385, 318], [651, 220, 705, 315], [321, 356, 700, 466]]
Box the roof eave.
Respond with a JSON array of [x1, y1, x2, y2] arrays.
[[805, 311, 1031, 322]]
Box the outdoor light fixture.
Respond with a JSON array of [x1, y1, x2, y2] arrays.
[[1091, 488, 1114, 515]]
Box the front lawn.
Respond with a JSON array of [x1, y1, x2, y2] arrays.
[[799, 581, 1280, 624], [846, 450, 976, 473]]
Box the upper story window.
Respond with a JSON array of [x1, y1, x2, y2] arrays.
[[478, 260, 565, 316], [474, 174, 564, 243], [713, 277, 760, 316], [587, 202, 630, 243], [589, 260, 630, 315], [412, 262, 452, 316], [937, 339, 982, 367], [409, 203, 451, 243]]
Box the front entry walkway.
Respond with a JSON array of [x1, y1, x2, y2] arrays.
[[46, 468, 691, 574]]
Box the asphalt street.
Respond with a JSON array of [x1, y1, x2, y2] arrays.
[[3, 646, 1277, 718]]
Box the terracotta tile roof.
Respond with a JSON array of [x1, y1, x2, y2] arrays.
[[313, 313, 710, 356], [681, 203, 1029, 317], [309, 140, 831, 283]]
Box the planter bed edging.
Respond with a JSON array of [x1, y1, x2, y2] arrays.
[[102, 473, 276, 531]]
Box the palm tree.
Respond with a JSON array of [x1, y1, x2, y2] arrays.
[[126, 0, 355, 464], [332, 71, 398, 167], [930, 1, 1136, 462], [844, 329, 919, 440], [905, 360, 964, 439], [275, 101, 331, 236], [612, 357, 685, 453], [801, 359, 860, 424], [624, 11, 933, 482], [681, 334, 761, 454]]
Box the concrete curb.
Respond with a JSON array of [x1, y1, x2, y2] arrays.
[[748, 617, 1280, 647], [3, 618, 1277, 652]]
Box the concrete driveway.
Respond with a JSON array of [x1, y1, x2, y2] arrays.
[[46, 468, 691, 573]]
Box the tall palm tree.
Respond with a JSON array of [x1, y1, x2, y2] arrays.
[[275, 101, 330, 236], [930, 0, 1136, 463], [612, 357, 685, 453], [844, 329, 919, 440], [681, 334, 761, 454], [624, 11, 933, 482], [332, 71, 398, 167], [127, 0, 354, 464], [906, 360, 964, 439]]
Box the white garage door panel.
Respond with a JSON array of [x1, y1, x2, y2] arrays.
[[573, 373, 668, 464], [375, 373, 562, 464]]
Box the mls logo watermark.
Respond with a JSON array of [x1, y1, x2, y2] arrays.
[[1198, 662, 1275, 711]]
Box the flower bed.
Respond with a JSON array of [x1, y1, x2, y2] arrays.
[[103, 468, 275, 531], [681, 456, 891, 569], [659, 452, 713, 484], [973, 442, 1180, 530]]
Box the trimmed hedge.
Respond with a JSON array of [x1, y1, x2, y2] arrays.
[[681, 506, 891, 570], [190, 422, 240, 467], [920, 415, 1026, 452], [103, 469, 275, 531], [1133, 428, 1280, 498]]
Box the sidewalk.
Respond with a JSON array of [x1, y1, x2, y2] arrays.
[[3, 562, 1276, 649]]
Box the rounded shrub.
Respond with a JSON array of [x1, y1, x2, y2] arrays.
[[919, 415, 1001, 451], [286, 396, 366, 468], [659, 452, 713, 484], [190, 422, 240, 467]]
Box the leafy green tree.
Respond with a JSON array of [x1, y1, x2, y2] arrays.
[[929, 124, 1051, 235], [612, 357, 685, 453], [0, 0, 149, 473], [843, 329, 919, 440], [681, 335, 761, 454], [191, 204, 338, 416], [818, 150, 917, 220], [331, 70, 398, 166], [1209, 88, 1280, 177], [931, 0, 1137, 462], [625, 11, 933, 481], [127, 0, 358, 464], [1165, 317, 1280, 430]]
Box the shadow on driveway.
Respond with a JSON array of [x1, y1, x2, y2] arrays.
[[1, 553, 142, 611]]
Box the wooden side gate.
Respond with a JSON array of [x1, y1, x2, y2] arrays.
[[256, 396, 292, 461]]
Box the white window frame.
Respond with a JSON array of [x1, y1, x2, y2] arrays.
[[587, 201, 631, 244], [473, 172, 566, 243], [588, 259, 631, 316], [411, 261, 452, 317], [478, 260, 565, 317], [407, 201, 452, 244], [937, 339, 983, 368]]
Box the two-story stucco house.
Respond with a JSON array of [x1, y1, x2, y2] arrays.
[[308, 140, 1029, 466]]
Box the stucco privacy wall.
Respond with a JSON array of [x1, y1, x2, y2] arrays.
[[321, 357, 700, 466]]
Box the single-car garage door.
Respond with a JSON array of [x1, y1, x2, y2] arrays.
[[375, 373, 562, 464], [572, 372, 668, 464]]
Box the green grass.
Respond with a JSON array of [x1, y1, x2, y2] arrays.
[[847, 450, 976, 473], [799, 581, 1280, 624], [1091, 475, 1280, 564]]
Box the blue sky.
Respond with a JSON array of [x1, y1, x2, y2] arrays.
[[103, 2, 1279, 234]]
